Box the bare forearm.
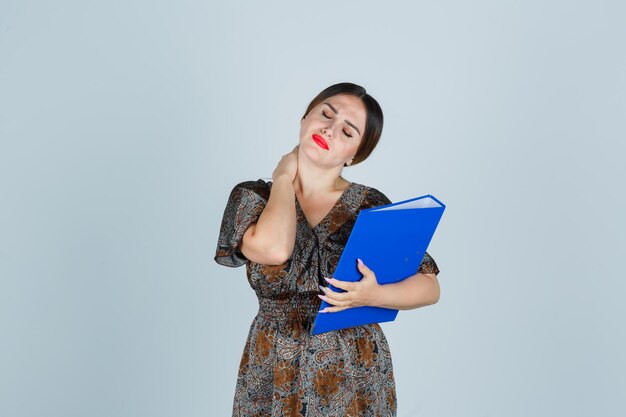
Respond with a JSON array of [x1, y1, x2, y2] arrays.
[[252, 175, 297, 258], [373, 273, 440, 310]]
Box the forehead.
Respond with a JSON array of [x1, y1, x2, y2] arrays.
[[321, 94, 366, 124]]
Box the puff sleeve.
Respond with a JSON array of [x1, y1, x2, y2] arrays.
[[417, 252, 440, 275], [214, 180, 269, 268], [363, 186, 392, 208]]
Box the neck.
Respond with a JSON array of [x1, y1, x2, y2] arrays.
[[293, 152, 347, 198]]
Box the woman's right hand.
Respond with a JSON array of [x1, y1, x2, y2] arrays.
[[272, 145, 299, 182]]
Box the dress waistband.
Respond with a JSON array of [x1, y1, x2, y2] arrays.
[[257, 293, 321, 321]]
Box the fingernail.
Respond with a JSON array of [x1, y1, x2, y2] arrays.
[[357, 258, 363, 265], [319, 285, 326, 293], [318, 309, 327, 313], [324, 277, 332, 282], [317, 294, 325, 300]]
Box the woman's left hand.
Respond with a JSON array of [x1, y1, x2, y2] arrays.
[[318, 258, 381, 313]]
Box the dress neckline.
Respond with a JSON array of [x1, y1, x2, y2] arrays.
[[295, 182, 354, 231]]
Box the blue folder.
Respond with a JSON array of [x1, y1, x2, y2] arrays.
[[311, 194, 446, 335]]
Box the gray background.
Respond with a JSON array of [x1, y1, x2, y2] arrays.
[[1, 1, 625, 416]]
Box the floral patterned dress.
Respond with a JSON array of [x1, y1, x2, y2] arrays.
[[214, 179, 440, 417]]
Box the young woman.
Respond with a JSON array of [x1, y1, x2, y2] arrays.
[[215, 82, 441, 416]]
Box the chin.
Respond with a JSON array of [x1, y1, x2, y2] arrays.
[[305, 149, 339, 168], [301, 145, 322, 162]]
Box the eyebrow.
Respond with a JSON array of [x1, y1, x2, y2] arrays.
[[323, 102, 362, 135]]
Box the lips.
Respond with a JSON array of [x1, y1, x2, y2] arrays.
[[312, 134, 329, 150]]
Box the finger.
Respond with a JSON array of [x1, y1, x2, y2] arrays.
[[320, 305, 349, 313], [318, 294, 348, 307], [320, 285, 348, 301], [324, 277, 355, 291], [356, 258, 372, 275], [320, 291, 347, 306]]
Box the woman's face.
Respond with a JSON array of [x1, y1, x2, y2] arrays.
[[299, 93, 367, 169]]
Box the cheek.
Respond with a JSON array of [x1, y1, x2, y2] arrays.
[[299, 124, 310, 140], [347, 140, 361, 153], [337, 142, 359, 158], [299, 119, 316, 135]]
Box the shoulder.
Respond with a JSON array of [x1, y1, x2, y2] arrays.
[[229, 178, 271, 202], [355, 183, 392, 209]]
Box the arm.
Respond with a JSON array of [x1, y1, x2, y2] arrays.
[[240, 175, 296, 265], [319, 259, 440, 313], [373, 272, 440, 310]]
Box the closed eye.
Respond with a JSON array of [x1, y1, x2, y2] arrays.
[[322, 111, 353, 138]]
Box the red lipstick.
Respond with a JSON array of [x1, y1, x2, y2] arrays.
[[312, 134, 329, 150]]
